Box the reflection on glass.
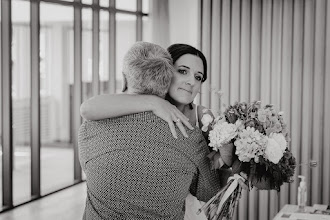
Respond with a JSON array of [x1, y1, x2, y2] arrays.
[[40, 3, 74, 195], [116, 0, 136, 11], [100, 10, 109, 94], [82, 8, 93, 101], [116, 13, 136, 93], [11, 0, 31, 206], [142, 0, 149, 13], [142, 16, 151, 42]]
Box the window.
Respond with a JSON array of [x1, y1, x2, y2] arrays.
[[11, 0, 32, 205], [0, 0, 149, 212], [82, 8, 93, 101], [40, 2, 74, 195], [116, 13, 137, 93]]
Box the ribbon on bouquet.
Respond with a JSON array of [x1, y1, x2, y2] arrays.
[[215, 174, 245, 215]]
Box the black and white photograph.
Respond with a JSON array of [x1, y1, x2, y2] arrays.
[[0, 0, 329, 219]]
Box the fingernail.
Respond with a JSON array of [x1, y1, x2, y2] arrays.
[[184, 134, 188, 138]]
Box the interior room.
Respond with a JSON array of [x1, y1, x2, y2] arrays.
[[0, 0, 329, 219]]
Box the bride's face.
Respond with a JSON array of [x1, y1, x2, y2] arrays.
[[168, 54, 204, 106]]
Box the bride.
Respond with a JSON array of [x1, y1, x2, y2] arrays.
[[80, 43, 232, 220]]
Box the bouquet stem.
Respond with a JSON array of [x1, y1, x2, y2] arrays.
[[197, 179, 243, 220], [197, 182, 231, 215]]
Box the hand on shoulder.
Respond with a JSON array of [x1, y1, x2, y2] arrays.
[[149, 96, 194, 139]]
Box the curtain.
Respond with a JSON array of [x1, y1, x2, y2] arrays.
[[199, 0, 330, 219], [150, 0, 170, 48]]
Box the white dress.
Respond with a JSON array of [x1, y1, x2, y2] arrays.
[[184, 105, 208, 220], [184, 193, 207, 220]]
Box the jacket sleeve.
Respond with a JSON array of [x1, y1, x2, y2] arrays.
[[189, 137, 230, 202]]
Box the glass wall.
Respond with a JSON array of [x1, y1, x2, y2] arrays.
[[99, 0, 109, 7], [40, 2, 74, 195], [142, 0, 149, 13], [116, 13, 136, 93], [100, 10, 109, 95], [82, 8, 93, 101], [0, 0, 149, 212], [116, 0, 136, 11], [11, 0, 31, 205]]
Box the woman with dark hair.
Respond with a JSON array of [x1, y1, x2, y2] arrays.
[[80, 43, 230, 220], [81, 44, 211, 138]]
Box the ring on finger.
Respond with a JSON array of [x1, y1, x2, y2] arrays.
[[175, 118, 181, 123]]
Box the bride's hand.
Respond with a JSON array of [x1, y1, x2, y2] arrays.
[[149, 97, 194, 139]]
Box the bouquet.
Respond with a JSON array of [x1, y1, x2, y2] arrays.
[[198, 101, 296, 220]]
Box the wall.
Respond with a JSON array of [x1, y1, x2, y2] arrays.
[[169, 0, 199, 48], [199, 0, 330, 219]]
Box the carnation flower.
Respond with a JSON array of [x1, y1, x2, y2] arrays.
[[209, 121, 238, 151], [201, 113, 213, 132], [264, 137, 284, 164], [257, 109, 267, 123]]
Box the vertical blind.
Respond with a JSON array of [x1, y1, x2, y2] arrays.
[[199, 0, 330, 219]]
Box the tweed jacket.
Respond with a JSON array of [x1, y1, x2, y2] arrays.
[[78, 112, 222, 220]]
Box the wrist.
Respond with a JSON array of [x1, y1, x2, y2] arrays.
[[142, 95, 158, 112]]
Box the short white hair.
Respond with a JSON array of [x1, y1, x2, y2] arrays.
[[123, 42, 174, 98]]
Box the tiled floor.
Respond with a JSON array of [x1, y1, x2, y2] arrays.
[[0, 146, 75, 207], [0, 182, 86, 220]]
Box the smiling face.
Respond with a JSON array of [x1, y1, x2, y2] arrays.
[[167, 54, 204, 107]]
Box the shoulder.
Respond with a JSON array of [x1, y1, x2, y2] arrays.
[[80, 112, 176, 143], [174, 128, 209, 162], [83, 112, 164, 125], [78, 112, 168, 145]]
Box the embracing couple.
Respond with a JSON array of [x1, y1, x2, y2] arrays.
[[78, 42, 233, 220]]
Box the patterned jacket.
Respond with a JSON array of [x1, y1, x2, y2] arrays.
[[78, 112, 223, 220]]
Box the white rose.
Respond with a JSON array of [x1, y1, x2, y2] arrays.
[[270, 133, 287, 152], [201, 114, 213, 132], [264, 138, 283, 164]]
